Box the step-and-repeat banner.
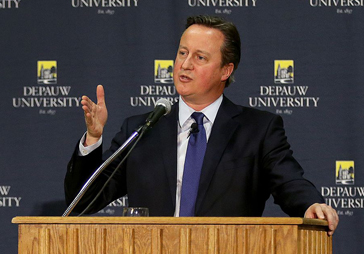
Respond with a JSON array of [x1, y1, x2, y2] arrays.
[[1, 1, 363, 253]]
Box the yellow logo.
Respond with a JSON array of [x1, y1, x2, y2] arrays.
[[155, 60, 173, 83], [274, 60, 294, 84], [336, 161, 354, 185], [38, 61, 57, 84]]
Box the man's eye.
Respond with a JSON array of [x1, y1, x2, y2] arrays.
[[198, 56, 206, 60]]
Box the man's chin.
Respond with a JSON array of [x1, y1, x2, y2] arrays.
[[175, 84, 192, 97]]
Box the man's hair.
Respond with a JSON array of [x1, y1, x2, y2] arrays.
[[185, 15, 241, 87]]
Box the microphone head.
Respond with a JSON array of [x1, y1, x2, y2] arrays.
[[155, 98, 172, 116], [190, 122, 199, 134]]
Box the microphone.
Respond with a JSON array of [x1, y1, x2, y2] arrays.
[[188, 122, 199, 137], [190, 123, 199, 134], [145, 98, 172, 128]]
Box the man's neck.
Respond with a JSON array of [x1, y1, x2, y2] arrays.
[[181, 94, 223, 111]]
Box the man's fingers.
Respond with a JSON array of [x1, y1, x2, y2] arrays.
[[96, 85, 106, 106], [315, 205, 325, 219], [80, 85, 107, 139], [81, 96, 92, 110], [304, 203, 339, 236], [318, 204, 339, 236]]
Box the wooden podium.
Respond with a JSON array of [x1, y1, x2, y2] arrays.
[[12, 217, 331, 254]]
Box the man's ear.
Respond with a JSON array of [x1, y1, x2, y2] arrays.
[[221, 63, 234, 82]]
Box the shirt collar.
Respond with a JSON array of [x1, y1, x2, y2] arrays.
[[178, 95, 223, 128]]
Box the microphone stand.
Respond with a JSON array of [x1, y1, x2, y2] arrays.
[[62, 125, 145, 217]]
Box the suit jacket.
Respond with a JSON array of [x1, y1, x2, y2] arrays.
[[65, 96, 324, 216]]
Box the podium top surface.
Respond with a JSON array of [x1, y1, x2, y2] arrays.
[[12, 216, 328, 227]]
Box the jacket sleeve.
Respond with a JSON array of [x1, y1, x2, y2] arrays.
[[262, 115, 324, 217], [64, 129, 129, 214]]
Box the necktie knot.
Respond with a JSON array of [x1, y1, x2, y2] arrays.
[[191, 112, 204, 126]]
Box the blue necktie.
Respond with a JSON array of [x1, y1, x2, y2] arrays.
[[180, 112, 207, 216]]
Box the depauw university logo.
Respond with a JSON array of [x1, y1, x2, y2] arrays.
[[336, 161, 355, 185], [38, 61, 57, 85], [274, 60, 294, 84], [155, 60, 173, 84]]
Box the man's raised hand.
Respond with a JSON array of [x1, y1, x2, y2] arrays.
[[81, 85, 108, 146]]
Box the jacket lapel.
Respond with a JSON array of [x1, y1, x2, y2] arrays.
[[158, 103, 179, 208], [195, 96, 243, 214]]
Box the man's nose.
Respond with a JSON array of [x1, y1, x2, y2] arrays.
[[181, 56, 193, 70]]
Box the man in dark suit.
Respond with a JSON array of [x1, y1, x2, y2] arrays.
[[65, 15, 338, 235]]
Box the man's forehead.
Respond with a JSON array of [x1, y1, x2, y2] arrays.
[[179, 26, 224, 52]]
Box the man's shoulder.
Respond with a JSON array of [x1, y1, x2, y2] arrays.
[[241, 106, 277, 119], [121, 103, 178, 131], [119, 111, 151, 133], [125, 111, 151, 122], [223, 96, 279, 121]]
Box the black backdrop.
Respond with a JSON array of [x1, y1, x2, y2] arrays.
[[1, 1, 363, 253]]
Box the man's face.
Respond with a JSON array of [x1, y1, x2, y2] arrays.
[[173, 24, 233, 109]]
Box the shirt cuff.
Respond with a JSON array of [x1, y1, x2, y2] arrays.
[[78, 132, 102, 156]]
